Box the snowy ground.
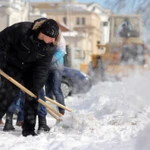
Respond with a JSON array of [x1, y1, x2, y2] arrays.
[[1, 70, 150, 150]]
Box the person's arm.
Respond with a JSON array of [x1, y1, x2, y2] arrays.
[[32, 46, 56, 97], [51, 49, 65, 64], [0, 22, 30, 49], [0, 22, 31, 68], [51, 33, 66, 64], [56, 34, 66, 54]]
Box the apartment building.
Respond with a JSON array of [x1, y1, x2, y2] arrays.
[[0, 0, 29, 31], [87, 2, 111, 45], [30, 0, 111, 70]]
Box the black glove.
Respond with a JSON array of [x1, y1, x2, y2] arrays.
[[33, 89, 40, 100], [25, 94, 36, 102], [25, 90, 39, 102]]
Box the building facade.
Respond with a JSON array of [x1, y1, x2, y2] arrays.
[[0, 0, 111, 71], [30, 1, 111, 70], [0, 0, 29, 31]]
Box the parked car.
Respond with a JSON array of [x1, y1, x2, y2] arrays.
[[61, 67, 92, 98]]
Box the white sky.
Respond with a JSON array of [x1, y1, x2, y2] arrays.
[[0, 69, 150, 150], [28, 0, 107, 8]]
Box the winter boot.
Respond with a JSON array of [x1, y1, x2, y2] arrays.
[[37, 116, 50, 134], [22, 130, 37, 137], [16, 121, 23, 127], [0, 119, 4, 125], [3, 113, 15, 131], [58, 108, 65, 115], [22, 123, 37, 137]]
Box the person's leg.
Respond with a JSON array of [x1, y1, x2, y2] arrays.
[[0, 76, 20, 119], [37, 88, 50, 133], [16, 91, 25, 126], [45, 72, 54, 99], [0, 119, 4, 125], [38, 88, 47, 117], [22, 94, 38, 136], [22, 72, 38, 137], [7, 99, 20, 115], [51, 70, 65, 115], [0, 66, 21, 130], [3, 96, 20, 131], [3, 112, 15, 131]]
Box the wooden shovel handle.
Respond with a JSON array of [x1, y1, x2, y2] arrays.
[[0, 69, 62, 118], [45, 96, 72, 112], [38, 99, 62, 117], [46, 108, 60, 121]]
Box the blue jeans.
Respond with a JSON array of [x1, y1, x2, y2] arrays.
[[46, 69, 65, 113], [8, 91, 23, 115], [17, 92, 25, 122], [7, 91, 25, 122], [37, 88, 47, 117], [8, 89, 47, 122]]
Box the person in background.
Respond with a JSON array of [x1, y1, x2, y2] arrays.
[[0, 120, 3, 124], [16, 88, 51, 134], [3, 91, 24, 131], [46, 32, 66, 115], [2, 88, 50, 133], [36, 88, 50, 133], [0, 18, 60, 136]]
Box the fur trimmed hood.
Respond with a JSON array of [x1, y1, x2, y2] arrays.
[[32, 18, 60, 45]]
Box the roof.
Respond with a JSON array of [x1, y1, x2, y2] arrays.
[[58, 23, 71, 32]]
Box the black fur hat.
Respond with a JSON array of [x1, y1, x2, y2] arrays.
[[40, 19, 59, 38]]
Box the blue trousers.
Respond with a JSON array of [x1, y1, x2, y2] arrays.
[[46, 69, 65, 113], [37, 88, 47, 117], [8, 88, 47, 122]]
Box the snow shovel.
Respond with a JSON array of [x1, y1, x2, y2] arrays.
[[0, 69, 62, 121], [45, 96, 72, 112]]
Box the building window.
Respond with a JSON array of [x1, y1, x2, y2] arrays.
[[76, 17, 80, 25], [75, 49, 82, 59], [63, 17, 67, 25], [76, 17, 85, 25], [82, 17, 85, 25], [103, 22, 108, 26]]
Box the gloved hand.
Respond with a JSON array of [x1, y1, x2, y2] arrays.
[[25, 89, 39, 102], [25, 94, 37, 102], [33, 89, 40, 100]]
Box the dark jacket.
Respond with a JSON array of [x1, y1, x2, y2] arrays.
[[0, 20, 58, 96]]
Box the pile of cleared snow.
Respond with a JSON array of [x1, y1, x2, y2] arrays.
[[1, 71, 150, 150], [50, 71, 150, 142]]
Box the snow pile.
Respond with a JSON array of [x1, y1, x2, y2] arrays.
[[49, 72, 150, 143], [1, 70, 150, 149]]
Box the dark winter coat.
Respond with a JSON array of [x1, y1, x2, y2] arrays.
[[0, 21, 58, 96]]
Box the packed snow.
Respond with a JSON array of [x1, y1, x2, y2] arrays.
[[1, 70, 150, 150]]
